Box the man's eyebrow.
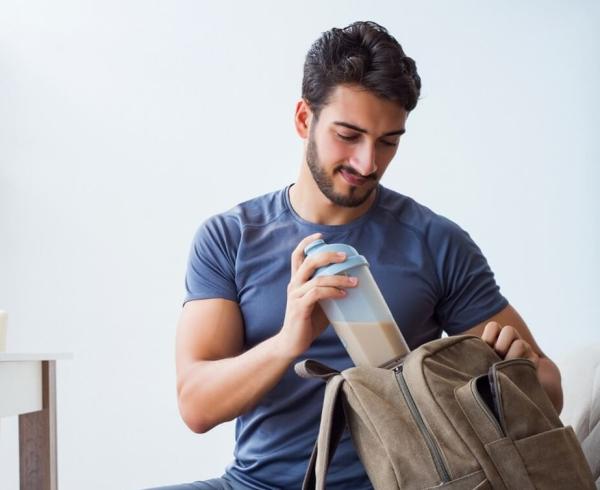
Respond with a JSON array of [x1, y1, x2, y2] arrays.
[[333, 121, 406, 137]]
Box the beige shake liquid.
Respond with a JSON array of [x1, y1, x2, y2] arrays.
[[331, 320, 409, 367]]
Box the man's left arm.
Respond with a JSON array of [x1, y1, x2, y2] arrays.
[[462, 303, 563, 413]]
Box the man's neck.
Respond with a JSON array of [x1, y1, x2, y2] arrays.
[[288, 168, 378, 226]]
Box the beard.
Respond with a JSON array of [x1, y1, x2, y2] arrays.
[[306, 129, 378, 208]]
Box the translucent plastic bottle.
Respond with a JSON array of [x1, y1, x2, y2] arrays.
[[304, 239, 410, 368]]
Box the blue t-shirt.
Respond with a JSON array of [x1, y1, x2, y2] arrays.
[[184, 184, 508, 490]]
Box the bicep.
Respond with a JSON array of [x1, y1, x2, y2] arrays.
[[175, 298, 244, 386], [462, 303, 547, 358]]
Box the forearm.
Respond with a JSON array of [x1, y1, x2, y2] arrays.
[[537, 356, 563, 414], [177, 332, 294, 433]]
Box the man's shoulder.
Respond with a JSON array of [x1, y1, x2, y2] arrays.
[[202, 186, 289, 232], [378, 186, 460, 238]]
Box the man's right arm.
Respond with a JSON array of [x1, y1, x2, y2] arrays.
[[176, 232, 357, 434], [175, 298, 298, 433]]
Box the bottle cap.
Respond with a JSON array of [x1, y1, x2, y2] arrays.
[[303, 239, 368, 278]]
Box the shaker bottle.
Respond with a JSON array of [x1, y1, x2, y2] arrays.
[[304, 239, 410, 368]]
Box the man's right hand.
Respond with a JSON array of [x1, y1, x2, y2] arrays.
[[277, 233, 358, 359]]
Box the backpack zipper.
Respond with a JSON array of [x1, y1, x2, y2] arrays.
[[488, 367, 506, 434], [393, 365, 451, 483], [473, 375, 504, 437]]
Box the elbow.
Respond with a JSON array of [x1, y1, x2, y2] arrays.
[[178, 398, 213, 434], [177, 382, 215, 434], [184, 415, 211, 434]]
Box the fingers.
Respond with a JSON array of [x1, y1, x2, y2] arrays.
[[506, 339, 539, 366], [294, 251, 349, 285], [481, 322, 539, 366], [299, 284, 349, 306], [481, 322, 519, 356], [481, 321, 501, 347], [494, 325, 520, 358], [481, 322, 519, 357], [291, 233, 322, 275], [293, 274, 358, 299], [290, 234, 350, 287]]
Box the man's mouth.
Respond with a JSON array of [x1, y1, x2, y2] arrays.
[[338, 167, 372, 187]]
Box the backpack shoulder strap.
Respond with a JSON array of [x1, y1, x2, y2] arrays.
[[302, 373, 347, 490], [295, 358, 340, 380]]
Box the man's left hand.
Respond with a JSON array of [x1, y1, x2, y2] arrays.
[[481, 321, 540, 368]]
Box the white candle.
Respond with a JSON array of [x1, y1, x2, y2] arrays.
[[0, 310, 7, 352]]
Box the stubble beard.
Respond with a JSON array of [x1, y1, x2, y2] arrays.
[[305, 129, 377, 208]]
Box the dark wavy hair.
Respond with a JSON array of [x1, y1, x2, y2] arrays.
[[302, 21, 421, 120]]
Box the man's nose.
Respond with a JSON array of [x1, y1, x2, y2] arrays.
[[348, 143, 378, 176]]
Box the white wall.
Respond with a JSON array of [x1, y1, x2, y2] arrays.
[[1, 1, 598, 488]]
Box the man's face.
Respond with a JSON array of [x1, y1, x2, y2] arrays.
[[305, 84, 409, 207]]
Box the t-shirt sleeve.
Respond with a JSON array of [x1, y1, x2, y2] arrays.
[[428, 216, 508, 335], [183, 214, 240, 305]]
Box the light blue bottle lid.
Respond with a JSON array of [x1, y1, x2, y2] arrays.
[[304, 239, 369, 277]]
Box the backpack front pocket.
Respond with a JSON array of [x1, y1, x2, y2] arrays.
[[514, 426, 595, 490]]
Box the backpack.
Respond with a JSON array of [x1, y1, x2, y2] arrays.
[[295, 335, 595, 489]]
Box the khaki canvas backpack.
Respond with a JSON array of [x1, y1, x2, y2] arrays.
[[296, 335, 595, 489]]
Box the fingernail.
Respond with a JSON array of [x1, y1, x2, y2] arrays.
[[349, 277, 358, 285], [337, 252, 346, 258]]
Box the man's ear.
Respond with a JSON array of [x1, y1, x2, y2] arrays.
[[294, 99, 313, 139]]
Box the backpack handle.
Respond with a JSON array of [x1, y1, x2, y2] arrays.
[[295, 359, 340, 380], [303, 375, 347, 490], [295, 360, 346, 490]]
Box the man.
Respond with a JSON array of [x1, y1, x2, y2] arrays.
[[157, 21, 562, 490]]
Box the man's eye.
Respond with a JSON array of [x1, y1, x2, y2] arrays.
[[337, 133, 358, 142], [337, 133, 398, 147]]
